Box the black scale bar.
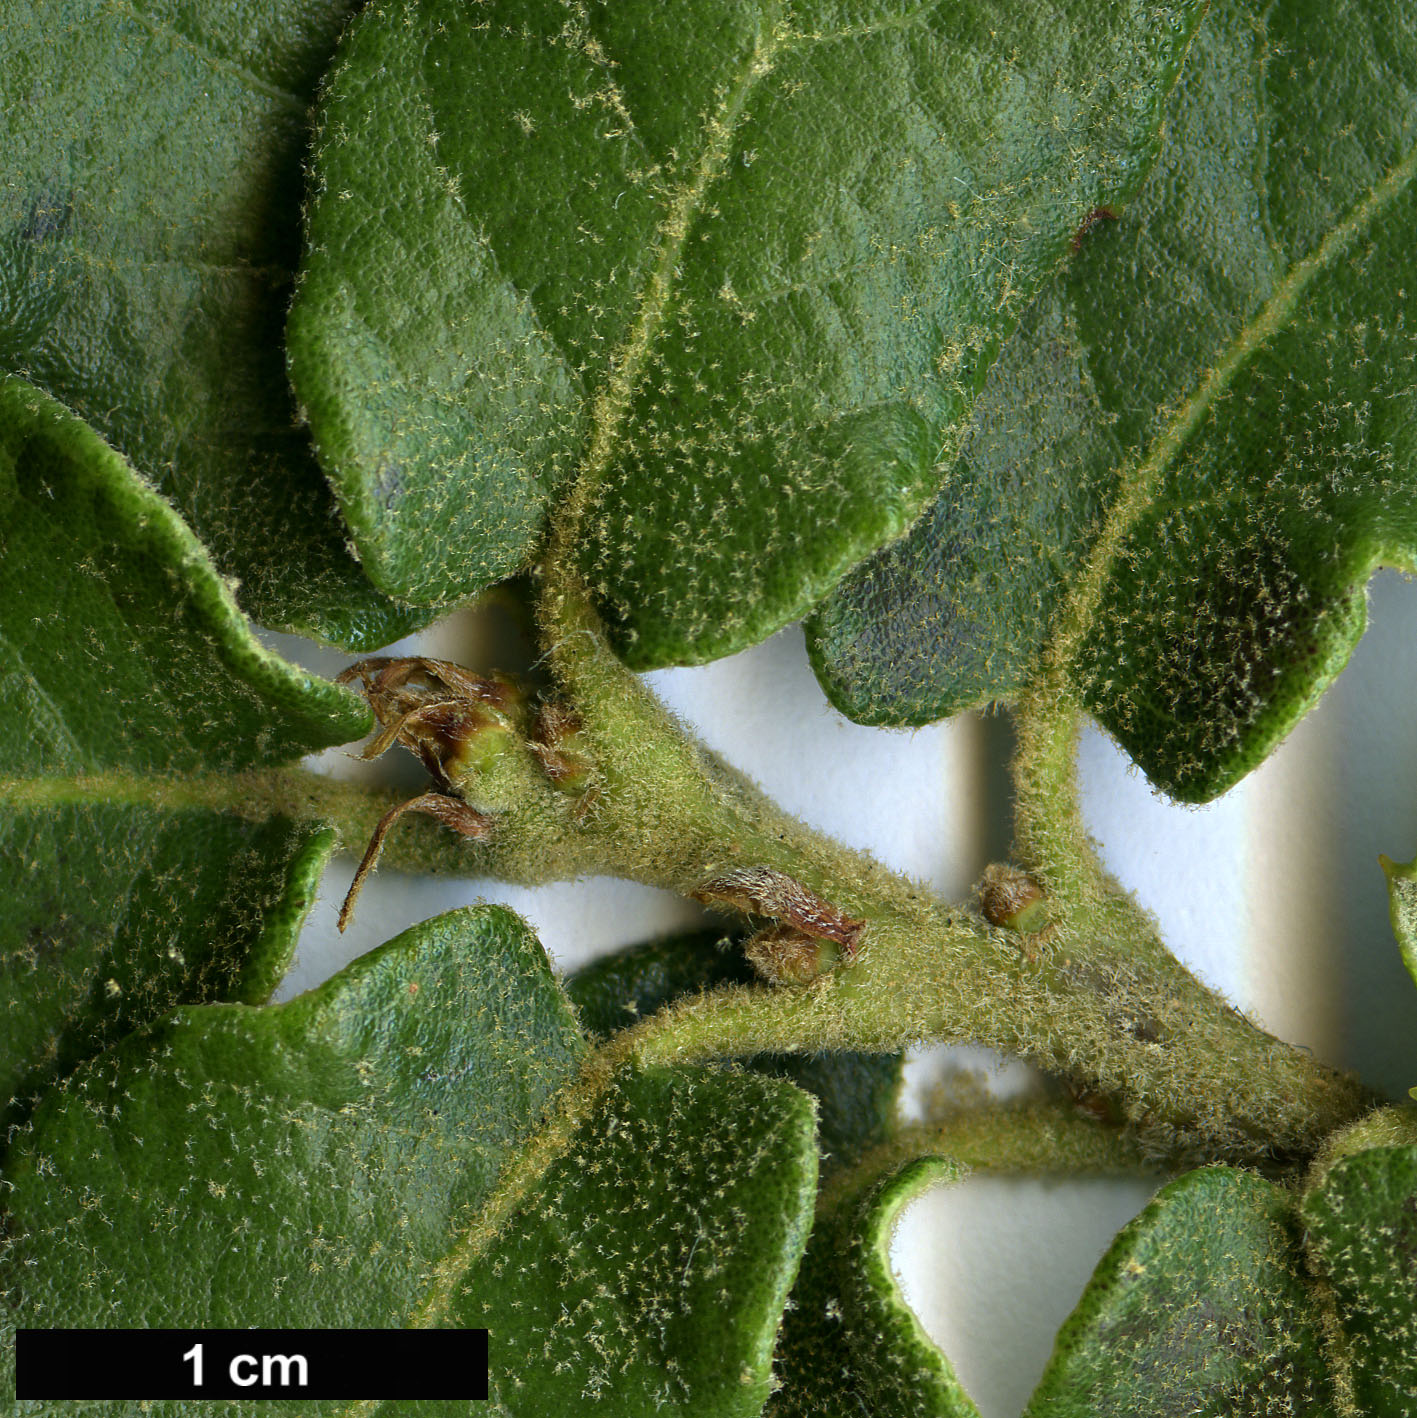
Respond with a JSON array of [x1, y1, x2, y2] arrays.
[[15, 1329, 489, 1400]]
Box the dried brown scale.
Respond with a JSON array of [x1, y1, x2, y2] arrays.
[[1064, 1078, 1128, 1127], [978, 864, 1056, 962], [337, 792, 493, 932], [978, 863, 1047, 930], [337, 656, 524, 788], [337, 655, 516, 709], [528, 701, 593, 790], [691, 865, 866, 957], [334, 656, 524, 928]]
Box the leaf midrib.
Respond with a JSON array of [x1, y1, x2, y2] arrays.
[[554, 4, 786, 541], [111, 0, 307, 113], [336, 1032, 642, 1418], [0, 768, 388, 823], [562, 0, 966, 504], [1040, 136, 1417, 690]]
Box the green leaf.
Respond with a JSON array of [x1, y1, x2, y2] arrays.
[[770, 1156, 981, 1418], [566, 927, 902, 1172], [1303, 1140, 1417, 1414], [455, 1063, 817, 1416], [4, 905, 819, 1417], [0, 377, 370, 1129], [1, 808, 334, 1140], [768, 1104, 1157, 1418], [809, 0, 1417, 800], [566, 926, 757, 1038], [3, 909, 583, 1368], [289, 0, 1205, 665], [1381, 852, 1417, 993], [1024, 1167, 1336, 1416], [0, 379, 368, 772], [806, 284, 1119, 726], [0, 0, 418, 645]]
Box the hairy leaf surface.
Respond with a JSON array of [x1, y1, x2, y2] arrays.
[[0, 378, 369, 1131], [1024, 1167, 1335, 1415], [566, 927, 902, 1171], [3, 906, 818, 1417], [810, 0, 1417, 800], [770, 1156, 980, 1418], [289, 0, 1204, 665], [454, 1063, 817, 1416], [570, 931, 947, 1412], [1382, 852, 1417, 991], [1303, 1142, 1417, 1414], [0, 0, 417, 645]]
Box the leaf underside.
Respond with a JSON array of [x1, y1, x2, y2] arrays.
[[770, 1156, 981, 1418], [0, 379, 369, 1131], [0, 807, 332, 1140], [4, 907, 820, 1417], [1025, 1167, 1337, 1416], [1303, 1143, 1417, 1415], [809, 0, 1417, 801], [290, 0, 1204, 668], [0, 0, 420, 646], [459, 1064, 816, 1417], [565, 927, 903, 1171]]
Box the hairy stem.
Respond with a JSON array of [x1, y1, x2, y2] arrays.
[[5, 668, 1374, 1167], [1010, 691, 1104, 910], [525, 578, 1371, 1163], [818, 1099, 1158, 1215]]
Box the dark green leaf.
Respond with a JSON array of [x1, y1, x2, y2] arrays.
[[810, 0, 1417, 800], [770, 1156, 981, 1418], [567, 926, 756, 1037], [1381, 852, 1417, 992], [0, 379, 368, 773], [1024, 1168, 1336, 1416], [1, 810, 333, 1140], [566, 928, 902, 1172], [807, 284, 1118, 727], [0, 378, 369, 1129], [0, 0, 418, 645], [1303, 1141, 1417, 1414], [289, 0, 1204, 665], [4, 906, 819, 1417], [455, 1063, 817, 1417], [3, 906, 583, 1410]]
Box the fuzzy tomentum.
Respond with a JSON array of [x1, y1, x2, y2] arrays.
[[3, 0, 1417, 1412]]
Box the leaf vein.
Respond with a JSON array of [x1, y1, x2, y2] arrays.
[[555, 5, 787, 536], [108, 1, 307, 114], [1040, 135, 1417, 685]]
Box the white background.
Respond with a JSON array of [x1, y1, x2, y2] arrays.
[[265, 568, 1417, 1418]]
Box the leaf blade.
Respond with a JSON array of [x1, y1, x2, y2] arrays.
[[0, 808, 332, 1138], [1024, 1167, 1337, 1416], [810, 0, 1417, 800], [4, 907, 820, 1417], [457, 1064, 817, 1417], [1303, 1140, 1417, 1414], [770, 1156, 982, 1418], [290, 0, 1206, 665], [0, 0, 418, 644], [0, 379, 369, 1124]]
